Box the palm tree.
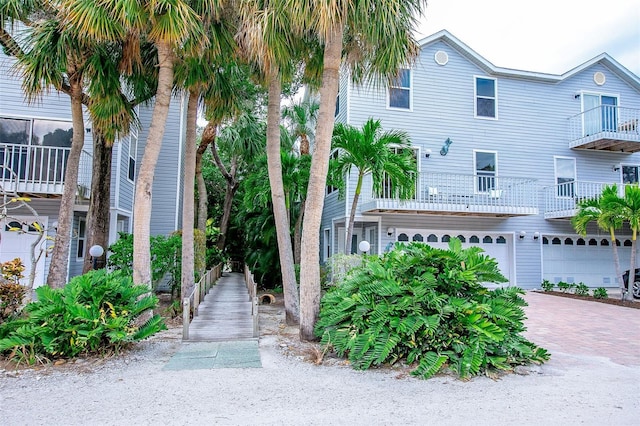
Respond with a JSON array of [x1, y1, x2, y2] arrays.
[[331, 119, 417, 253], [601, 184, 640, 300], [572, 185, 624, 298], [294, 0, 428, 340], [282, 100, 319, 156]]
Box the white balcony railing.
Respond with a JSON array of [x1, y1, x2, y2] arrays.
[[0, 143, 92, 196], [360, 172, 538, 216], [568, 105, 640, 150], [543, 181, 624, 219]]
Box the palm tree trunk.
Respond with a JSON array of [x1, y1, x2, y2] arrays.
[[181, 90, 198, 300], [300, 25, 343, 341], [293, 199, 305, 265], [46, 74, 84, 288], [133, 41, 174, 291], [609, 228, 624, 299], [82, 131, 112, 273], [266, 69, 300, 325], [628, 230, 637, 301], [344, 172, 364, 253]]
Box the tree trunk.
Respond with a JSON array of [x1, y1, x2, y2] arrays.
[[266, 69, 300, 325], [299, 25, 343, 340], [82, 131, 113, 273], [628, 230, 637, 301], [610, 228, 624, 299], [46, 70, 85, 288], [210, 138, 237, 252], [133, 41, 174, 291], [196, 125, 216, 234], [344, 172, 364, 253], [300, 135, 310, 156], [293, 199, 305, 265], [181, 89, 198, 300]]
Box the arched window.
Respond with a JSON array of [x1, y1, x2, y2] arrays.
[[588, 238, 597, 246], [496, 236, 506, 244], [398, 233, 409, 242], [427, 234, 438, 242], [552, 238, 561, 245], [483, 236, 493, 243], [456, 235, 466, 242], [442, 234, 450, 242], [412, 233, 424, 242], [624, 239, 632, 247], [577, 238, 585, 246], [470, 235, 479, 243], [5, 221, 22, 232], [600, 239, 609, 246], [542, 237, 549, 244], [564, 238, 573, 245]]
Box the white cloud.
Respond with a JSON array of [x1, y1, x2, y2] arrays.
[[414, 0, 640, 75]]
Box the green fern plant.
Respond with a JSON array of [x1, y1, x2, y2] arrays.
[[0, 270, 165, 364], [540, 280, 554, 292], [593, 287, 608, 299], [574, 283, 589, 296], [315, 239, 549, 380]]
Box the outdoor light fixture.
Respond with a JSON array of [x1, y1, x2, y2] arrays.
[[440, 138, 453, 156], [387, 227, 395, 236], [533, 232, 540, 240], [519, 231, 526, 239], [89, 244, 104, 270], [425, 148, 432, 158], [358, 240, 370, 254]]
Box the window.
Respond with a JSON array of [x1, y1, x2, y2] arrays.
[[554, 157, 576, 197], [475, 77, 497, 118], [412, 233, 423, 242], [128, 130, 138, 181], [389, 68, 411, 109], [76, 217, 86, 259], [334, 95, 340, 117], [474, 150, 497, 192], [622, 165, 639, 184], [324, 229, 331, 262], [326, 150, 339, 194]]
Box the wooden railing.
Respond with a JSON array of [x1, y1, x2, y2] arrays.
[[244, 264, 259, 338], [182, 263, 223, 340]]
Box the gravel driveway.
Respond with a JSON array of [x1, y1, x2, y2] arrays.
[[0, 292, 638, 425]]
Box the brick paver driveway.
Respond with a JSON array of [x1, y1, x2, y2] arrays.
[[523, 292, 640, 366]]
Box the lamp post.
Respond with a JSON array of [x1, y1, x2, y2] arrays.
[[358, 240, 370, 255], [89, 245, 104, 270]]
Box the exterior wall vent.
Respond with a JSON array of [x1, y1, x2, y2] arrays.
[[593, 71, 606, 86], [434, 50, 449, 66]]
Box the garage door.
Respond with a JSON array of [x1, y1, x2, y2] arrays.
[[0, 216, 48, 288], [395, 230, 513, 284], [542, 235, 638, 287]]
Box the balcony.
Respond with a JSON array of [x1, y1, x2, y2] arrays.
[[543, 181, 621, 219], [569, 106, 640, 152], [359, 173, 538, 217], [0, 143, 92, 198]]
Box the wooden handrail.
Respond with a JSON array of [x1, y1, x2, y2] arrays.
[[244, 264, 259, 337]]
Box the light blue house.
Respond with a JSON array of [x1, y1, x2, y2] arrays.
[[0, 51, 186, 287], [322, 30, 640, 290]]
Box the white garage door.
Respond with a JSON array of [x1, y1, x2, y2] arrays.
[[395, 230, 513, 284], [542, 235, 638, 287], [0, 216, 48, 288]]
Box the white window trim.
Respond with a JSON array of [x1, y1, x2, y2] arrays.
[[619, 163, 640, 184], [580, 91, 620, 111], [76, 217, 86, 260], [474, 75, 498, 120], [473, 149, 498, 194], [127, 129, 138, 183], [386, 68, 413, 111]]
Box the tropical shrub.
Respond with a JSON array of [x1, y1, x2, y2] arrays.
[[540, 280, 554, 292], [0, 258, 27, 323], [556, 281, 575, 293], [315, 240, 549, 379], [574, 283, 590, 296], [0, 270, 165, 364], [593, 287, 608, 299]]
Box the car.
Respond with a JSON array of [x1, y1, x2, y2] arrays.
[[621, 269, 640, 299]]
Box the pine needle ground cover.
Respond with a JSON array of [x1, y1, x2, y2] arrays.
[[315, 240, 549, 379], [0, 270, 165, 365]]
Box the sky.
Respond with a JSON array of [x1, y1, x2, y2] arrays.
[[414, 0, 640, 76]]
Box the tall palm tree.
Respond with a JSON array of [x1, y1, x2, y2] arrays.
[[572, 185, 624, 298], [601, 184, 640, 300], [293, 0, 428, 340], [282, 100, 319, 156], [331, 119, 417, 253], [61, 0, 210, 291]]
